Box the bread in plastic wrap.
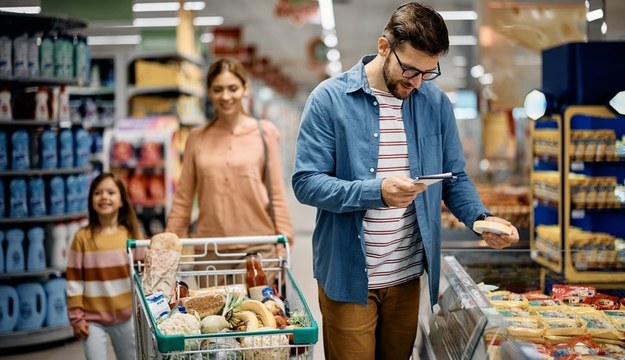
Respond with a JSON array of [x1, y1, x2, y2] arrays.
[[141, 232, 182, 299]]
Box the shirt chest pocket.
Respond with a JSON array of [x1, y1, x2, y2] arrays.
[[419, 134, 443, 174]]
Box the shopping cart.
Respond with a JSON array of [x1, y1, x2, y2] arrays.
[[127, 235, 318, 359]]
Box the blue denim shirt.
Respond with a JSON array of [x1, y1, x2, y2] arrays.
[[292, 55, 488, 307]]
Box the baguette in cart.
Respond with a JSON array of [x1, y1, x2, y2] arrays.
[[127, 234, 318, 359]]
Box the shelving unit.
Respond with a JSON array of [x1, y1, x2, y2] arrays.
[[104, 116, 180, 237], [126, 51, 206, 126], [530, 105, 625, 287], [0, 11, 90, 348]]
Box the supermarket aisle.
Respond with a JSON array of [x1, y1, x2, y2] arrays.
[[3, 184, 324, 360]]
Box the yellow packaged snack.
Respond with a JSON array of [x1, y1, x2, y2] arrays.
[[488, 291, 529, 309], [505, 316, 545, 338]]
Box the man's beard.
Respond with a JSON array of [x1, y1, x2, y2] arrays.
[[382, 55, 414, 100]]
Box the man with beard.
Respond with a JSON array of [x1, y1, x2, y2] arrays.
[[292, 2, 519, 359]]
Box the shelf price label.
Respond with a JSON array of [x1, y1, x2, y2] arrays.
[[571, 209, 585, 219], [571, 162, 585, 171]]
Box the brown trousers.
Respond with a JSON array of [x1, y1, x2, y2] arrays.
[[318, 277, 421, 360]]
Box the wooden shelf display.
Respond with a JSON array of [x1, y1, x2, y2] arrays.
[[531, 105, 625, 284]]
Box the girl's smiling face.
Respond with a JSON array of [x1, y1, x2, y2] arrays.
[[92, 177, 122, 217]]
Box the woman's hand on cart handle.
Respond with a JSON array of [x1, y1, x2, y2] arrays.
[[276, 243, 287, 259]]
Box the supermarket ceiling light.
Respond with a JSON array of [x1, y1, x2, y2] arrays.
[[586, 9, 604, 22], [524, 89, 558, 120], [449, 35, 477, 46], [199, 33, 214, 43], [132, 1, 206, 12], [133, 16, 223, 27], [318, 0, 335, 31], [438, 11, 478, 21], [0, 6, 41, 14], [88, 35, 142, 45], [608, 91, 625, 115]]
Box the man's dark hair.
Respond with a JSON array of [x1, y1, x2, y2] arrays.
[[383, 2, 449, 56]]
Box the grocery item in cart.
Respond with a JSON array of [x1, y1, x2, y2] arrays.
[[141, 232, 182, 299]]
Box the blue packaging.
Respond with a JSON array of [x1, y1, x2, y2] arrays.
[[91, 131, 103, 154], [65, 175, 78, 214], [9, 178, 28, 218], [48, 176, 65, 215], [73, 128, 90, 167], [58, 128, 73, 168], [28, 177, 46, 216], [26, 227, 46, 271], [5, 228, 25, 273], [0, 179, 4, 218], [0, 130, 7, 170], [11, 130, 30, 170], [39, 128, 58, 169]]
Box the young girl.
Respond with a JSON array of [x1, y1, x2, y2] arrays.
[[66, 172, 142, 360]]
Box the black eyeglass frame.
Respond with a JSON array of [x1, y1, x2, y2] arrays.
[[389, 46, 441, 81]]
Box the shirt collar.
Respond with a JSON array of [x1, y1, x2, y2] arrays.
[[345, 54, 376, 94]]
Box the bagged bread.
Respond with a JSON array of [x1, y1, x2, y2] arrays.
[[142, 232, 182, 299]]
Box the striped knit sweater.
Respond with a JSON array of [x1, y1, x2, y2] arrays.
[[66, 226, 136, 326]]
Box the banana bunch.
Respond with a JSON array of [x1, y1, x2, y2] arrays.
[[229, 300, 277, 331]]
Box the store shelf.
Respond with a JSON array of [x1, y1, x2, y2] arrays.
[[0, 268, 64, 280], [0, 325, 74, 349], [0, 11, 86, 35], [0, 75, 78, 87], [127, 85, 204, 98], [0, 166, 92, 177], [68, 86, 115, 96], [0, 212, 87, 225], [0, 119, 61, 127]]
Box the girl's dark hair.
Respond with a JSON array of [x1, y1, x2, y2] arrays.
[[383, 2, 449, 56], [87, 172, 141, 241], [205, 58, 250, 124]]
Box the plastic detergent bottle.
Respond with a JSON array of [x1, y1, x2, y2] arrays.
[[0, 285, 19, 333], [49, 223, 68, 269], [11, 129, 30, 170], [0, 179, 4, 218], [39, 127, 58, 169], [5, 228, 25, 273], [0, 88, 11, 120], [9, 178, 28, 218], [27, 226, 46, 271], [28, 177, 46, 216], [47, 176, 65, 215], [39, 33, 54, 78], [15, 282, 46, 331], [58, 127, 73, 168], [0, 130, 7, 170], [0, 230, 4, 273], [73, 127, 90, 167], [44, 278, 69, 326]]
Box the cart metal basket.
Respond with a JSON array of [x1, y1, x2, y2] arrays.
[[127, 235, 318, 359]]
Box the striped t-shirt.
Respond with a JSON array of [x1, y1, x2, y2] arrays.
[[364, 88, 424, 289], [66, 226, 137, 326]]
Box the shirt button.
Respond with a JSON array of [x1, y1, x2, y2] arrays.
[[373, 101, 378, 106], [369, 168, 375, 173], [373, 133, 378, 138]]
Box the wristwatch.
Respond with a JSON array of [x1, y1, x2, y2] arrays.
[[475, 212, 493, 222]]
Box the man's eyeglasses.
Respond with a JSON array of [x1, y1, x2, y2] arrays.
[[390, 47, 441, 81]]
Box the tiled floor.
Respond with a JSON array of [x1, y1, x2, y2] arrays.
[[3, 185, 324, 360]]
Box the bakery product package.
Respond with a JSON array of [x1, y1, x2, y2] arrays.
[[141, 232, 182, 300]]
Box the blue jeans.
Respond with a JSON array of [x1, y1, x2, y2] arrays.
[[83, 318, 136, 360]]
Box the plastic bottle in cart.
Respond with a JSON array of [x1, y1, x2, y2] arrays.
[[261, 286, 286, 316], [245, 252, 268, 301]]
